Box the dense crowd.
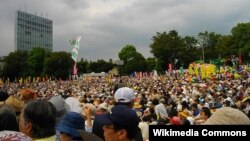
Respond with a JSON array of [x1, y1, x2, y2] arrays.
[[0, 69, 250, 141]]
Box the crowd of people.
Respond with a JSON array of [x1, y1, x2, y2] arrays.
[[0, 68, 250, 141]]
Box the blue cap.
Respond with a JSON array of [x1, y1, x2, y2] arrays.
[[95, 105, 139, 129], [57, 112, 85, 138]]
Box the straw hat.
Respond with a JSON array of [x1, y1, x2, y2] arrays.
[[4, 96, 24, 113], [178, 110, 189, 118], [203, 107, 250, 125], [133, 102, 142, 109]]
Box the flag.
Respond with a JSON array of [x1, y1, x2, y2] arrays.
[[168, 64, 172, 74], [180, 66, 184, 74], [174, 58, 178, 65], [239, 51, 242, 65], [73, 63, 77, 75], [68, 36, 81, 62], [153, 70, 158, 77], [71, 48, 78, 62]]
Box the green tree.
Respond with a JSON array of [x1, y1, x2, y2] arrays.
[[87, 59, 114, 73], [231, 22, 250, 62], [44, 52, 74, 80], [119, 45, 137, 62], [2, 51, 29, 81], [150, 30, 184, 71], [118, 45, 147, 74], [219, 35, 233, 58], [27, 47, 50, 77], [146, 57, 156, 71], [77, 58, 89, 74], [126, 52, 147, 74], [181, 36, 199, 68]]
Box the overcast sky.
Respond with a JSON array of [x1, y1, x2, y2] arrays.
[[0, 0, 249, 61]]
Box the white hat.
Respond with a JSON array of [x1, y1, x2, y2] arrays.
[[49, 95, 66, 120], [114, 87, 135, 103], [65, 97, 82, 114]]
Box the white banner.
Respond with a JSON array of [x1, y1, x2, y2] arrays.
[[68, 36, 81, 62]]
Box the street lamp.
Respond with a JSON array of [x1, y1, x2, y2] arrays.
[[201, 43, 205, 63], [197, 35, 208, 63]]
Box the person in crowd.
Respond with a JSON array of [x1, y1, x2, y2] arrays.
[[19, 88, 37, 104], [195, 107, 211, 124], [0, 131, 32, 141], [190, 103, 200, 117], [48, 95, 67, 141], [48, 95, 67, 123], [92, 83, 126, 139], [96, 102, 108, 115], [152, 98, 169, 123], [19, 99, 57, 140], [95, 105, 140, 141], [170, 116, 182, 125], [0, 105, 19, 131], [57, 112, 85, 141], [81, 103, 96, 132], [0, 90, 9, 101], [93, 86, 143, 141], [0, 95, 24, 115]]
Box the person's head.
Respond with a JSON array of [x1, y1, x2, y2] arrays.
[[2, 95, 24, 115], [57, 112, 85, 141], [114, 87, 135, 107], [113, 83, 126, 94], [96, 105, 140, 141], [203, 107, 250, 125], [65, 97, 82, 114], [19, 99, 56, 139], [0, 90, 9, 101], [170, 116, 182, 125], [223, 100, 231, 107], [81, 103, 96, 119], [48, 95, 67, 124], [0, 104, 19, 131], [191, 103, 198, 111], [169, 109, 178, 118], [201, 107, 211, 119], [19, 88, 37, 103], [152, 99, 159, 106], [97, 102, 108, 114], [182, 118, 191, 125]]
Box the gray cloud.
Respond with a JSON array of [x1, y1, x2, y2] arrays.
[[0, 0, 249, 61]]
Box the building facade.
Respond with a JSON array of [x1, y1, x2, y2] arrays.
[[15, 10, 52, 52]]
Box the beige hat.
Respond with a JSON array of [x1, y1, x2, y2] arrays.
[[203, 107, 250, 125], [4, 96, 24, 113], [98, 102, 108, 110]]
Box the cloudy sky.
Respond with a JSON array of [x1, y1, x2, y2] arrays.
[[0, 0, 249, 61]]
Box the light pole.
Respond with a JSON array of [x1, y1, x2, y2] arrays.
[[197, 34, 208, 63], [201, 43, 205, 63]]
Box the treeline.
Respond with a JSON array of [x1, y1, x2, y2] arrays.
[[0, 22, 249, 81]]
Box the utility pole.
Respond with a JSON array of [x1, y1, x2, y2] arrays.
[[197, 34, 208, 63]]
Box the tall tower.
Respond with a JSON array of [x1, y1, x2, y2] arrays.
[[15, 10, 53, 52]]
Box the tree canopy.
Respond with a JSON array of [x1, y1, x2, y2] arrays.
[[1, 22, 250, 79]]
